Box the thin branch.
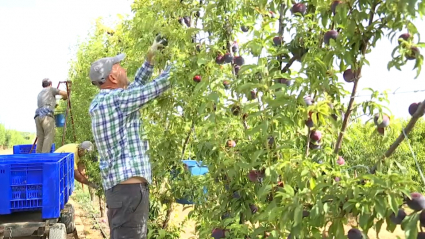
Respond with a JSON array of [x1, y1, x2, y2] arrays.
[[181, 121, 195, 159], [384, 99, 425, 158], [333, 2, 379, 154], [305, 127, 311, 157]]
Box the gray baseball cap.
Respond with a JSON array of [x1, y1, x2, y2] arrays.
[[79, 141, 94, 151], [89, 53, 126, 85]]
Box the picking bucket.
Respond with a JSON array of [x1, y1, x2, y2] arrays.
[[55, 113, 65, 127]]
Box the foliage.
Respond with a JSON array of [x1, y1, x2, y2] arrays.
[[61, 0, 425, 238], [341, 118, 425, 183], [0, 123, 34, 148]]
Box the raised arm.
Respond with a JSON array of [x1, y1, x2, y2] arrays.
[[119, 69, 172, 115], [128, 61, 154, 88]]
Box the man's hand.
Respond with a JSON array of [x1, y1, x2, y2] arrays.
[[146, 38, 165, 63]]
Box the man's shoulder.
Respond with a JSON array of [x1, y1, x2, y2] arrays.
[[89, 90, 123, 110]]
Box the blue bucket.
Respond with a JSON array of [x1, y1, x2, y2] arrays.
[[55, 114, 65, 127]]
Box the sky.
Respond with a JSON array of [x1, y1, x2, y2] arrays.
[[0, 0, 424, 133]]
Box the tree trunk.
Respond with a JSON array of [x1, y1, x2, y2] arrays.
[[98, 194, 105, 218]]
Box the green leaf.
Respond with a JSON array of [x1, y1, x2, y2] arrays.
[[293, 204, 303, 226], [283, 184, 295, 197], [387, 194, 399, 214]]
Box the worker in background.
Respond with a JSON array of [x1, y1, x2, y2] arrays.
[[54, 141, 99, 189], [34, 78, 68, 153]]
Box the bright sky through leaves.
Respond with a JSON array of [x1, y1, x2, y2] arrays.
[[0, 0, 424, 132]]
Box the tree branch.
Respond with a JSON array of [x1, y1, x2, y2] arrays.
[[384, 99, 425, 158], [333, 80, 359, 154], [333, 2, 379, 154], [181, 121, 195, 159]]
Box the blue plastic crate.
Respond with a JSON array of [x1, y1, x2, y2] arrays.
[[13, 144, 56, 154], [171, 160, 208, 205], [0, 153, 74, 219]]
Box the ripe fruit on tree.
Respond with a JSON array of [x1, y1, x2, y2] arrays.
[[347, 228, 363, 239], [373, 113, 390, 128], [196, 44, 201, 52], [291, 3, 307, 15], [249, 204, 258, 214], [343, 69, 356, 82], [216, 54, 225, 64], [250, 90, 257, 100], [407, 192, 425, 211], [183, 16, 191, 27], [377, 127, 385, 135], [221, 212, 230, 220], [406, 46, 420, 60], [268, 136, 275, 147], [193, 75, 201, 83], [390, 209, 406, 225], [273, 36, 283, 46], [304, 96, 313, 106], [310, 130, 322, 142], [226, 140, 236, 148], [420, 210, 425, 227], [211, 228, 226, 239], [248, 169, 264, 182], [331, 1, 342, 15], [233, 56, 245, 66], [309, 142, 321, 150], [324, 30, 338, 45], [336, 156, 345, 165], [418, 232, 425, 239], [223, 80, 230, 89], [241, 26, 249, 32], [231, 105, 240, 116], [234, 65, 240, 75], [223, 53, 233, 63], [409, 102, 423, 116], [305, 117, 314, 128], [232, 42, 239, 53], [398, 33, 411, 45], [276, 78, 293, 86], [155, 34, 168, 47]]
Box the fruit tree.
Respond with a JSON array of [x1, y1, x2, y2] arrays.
[[60, 0, 425, 238]]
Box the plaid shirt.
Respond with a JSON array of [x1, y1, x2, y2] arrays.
[[89, 61, 171, 190]]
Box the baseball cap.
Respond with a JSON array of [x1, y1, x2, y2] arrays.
[[79, 141, 94, 151], [89, 53, 126, 85]]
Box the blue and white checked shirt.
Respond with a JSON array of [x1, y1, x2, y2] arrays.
[[89, 61, 172, 190]]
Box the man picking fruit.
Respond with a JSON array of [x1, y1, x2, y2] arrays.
[[34, 78, 68, 153], [88, 37, 172, 239], [54, 141, 98, 189]]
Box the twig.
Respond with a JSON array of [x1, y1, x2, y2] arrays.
[[383, 99, 425, 158], [333, 2, 378, 154], [162, 203, 174, 229], [334, 80, 359, 153], [181, 121, 195, 159], [305, 127, 311, 157]]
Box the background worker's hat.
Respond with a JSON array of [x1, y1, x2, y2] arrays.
[[79, 141, 94, 151]]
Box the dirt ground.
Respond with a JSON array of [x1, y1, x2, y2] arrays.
[[0, 148, 407, 238]]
